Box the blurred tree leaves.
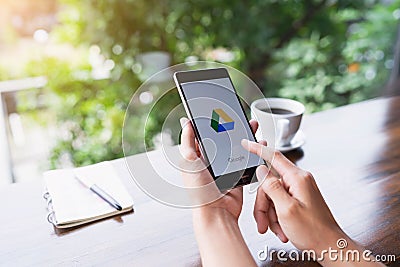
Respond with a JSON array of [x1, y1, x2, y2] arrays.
[[8, 0, 400, 167]]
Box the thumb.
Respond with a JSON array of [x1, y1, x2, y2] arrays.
[[256, 165, 293, 211]]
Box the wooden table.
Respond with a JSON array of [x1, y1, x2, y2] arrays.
[[1, 96, 399, 266]]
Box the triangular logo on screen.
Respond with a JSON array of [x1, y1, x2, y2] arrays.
[[210, 108, 235, 133]]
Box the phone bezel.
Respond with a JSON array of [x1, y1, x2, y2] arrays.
[[174, 67, 263, 191]]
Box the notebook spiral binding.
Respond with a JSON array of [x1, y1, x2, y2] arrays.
[[43, 190, 56, 225]]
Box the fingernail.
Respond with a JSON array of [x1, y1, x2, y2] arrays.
[[260, 140, 267, 146], [257, 165, 268, 179], [241, 139, 256, 149], [180, 117, 186, 127], [241, 139, 248, 147]]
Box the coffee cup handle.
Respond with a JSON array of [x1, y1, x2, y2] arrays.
[[277, 119, 290, 146]]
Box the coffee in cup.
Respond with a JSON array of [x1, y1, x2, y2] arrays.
[[251, 98, 305, 148]]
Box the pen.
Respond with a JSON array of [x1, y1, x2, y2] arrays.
[[90, 184, 122, 211], [75, 175, 122, 211]]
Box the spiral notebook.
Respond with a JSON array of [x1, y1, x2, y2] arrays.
[[43, 161, 134, 229]]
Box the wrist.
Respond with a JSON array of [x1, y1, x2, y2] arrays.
[[318, 242, 373, 267], [192, 208, 237, 231], [315, 231, 379, 267], [191, 208, 257, 267], [313, 226, 347, 255]]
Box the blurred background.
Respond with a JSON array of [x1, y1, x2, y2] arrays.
[[0, 0, 399, 186]]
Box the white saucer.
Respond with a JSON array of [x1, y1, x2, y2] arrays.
[[277, 130, 305, 152]]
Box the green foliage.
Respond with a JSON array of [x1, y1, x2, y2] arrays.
[[0, 66, 11, 80], [24, 56, 139, 167], [266, 1, 400, 112], [170, 0, 399, 112], [3, 0, 400, 168]]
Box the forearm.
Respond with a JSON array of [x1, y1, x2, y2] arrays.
[[193, 209, 257, 267]]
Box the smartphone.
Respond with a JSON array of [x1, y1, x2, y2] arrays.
[[174, 68, 264, 191]]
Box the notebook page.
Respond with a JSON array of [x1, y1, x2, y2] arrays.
[[44, 162, 133, 225], [74, 161, 134, 211]]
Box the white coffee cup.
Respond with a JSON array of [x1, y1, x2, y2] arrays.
[[251, 98, 305, 148]]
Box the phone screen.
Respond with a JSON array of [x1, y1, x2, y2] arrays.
[[179, 75, 263, 178]]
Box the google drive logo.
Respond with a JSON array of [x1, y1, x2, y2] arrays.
[[211, 108, 235, 132]]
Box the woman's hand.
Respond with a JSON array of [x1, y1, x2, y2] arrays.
[[242, 139, 385, 266], [242, 139, 341, 251], [180, 117, 262, 222], [179, 117, 259, 267]]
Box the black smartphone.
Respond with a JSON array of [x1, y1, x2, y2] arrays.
[[174, 68, 264, 191]]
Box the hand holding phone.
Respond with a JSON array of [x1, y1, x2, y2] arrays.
[[180, 116, 263, 208], [174, 68, 264, 190]]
